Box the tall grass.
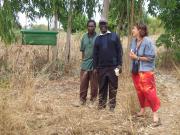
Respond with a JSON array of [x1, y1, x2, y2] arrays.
[[0, 32, 153, 135]]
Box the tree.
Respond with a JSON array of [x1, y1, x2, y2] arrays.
[[0, 0, 47, 44], [65, 0, 73, 63], [85, 0, 99, 19], [108, 0, 127, 35], [62, 0, 98, 62], [0, 0, 22, 44], [148, 0, 180, 62], [108, 0, 146, 36], [102, 0, 110, 19], [138, 0, 143, 21], [0, 0, 98, 64], [51, 13, 58, 69]]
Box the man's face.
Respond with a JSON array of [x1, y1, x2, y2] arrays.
[[99, 22, 108, 33], [87, 22, 96, 34]]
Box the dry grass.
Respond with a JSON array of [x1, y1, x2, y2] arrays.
[[0, 33, 179, 135], [0, 77, 139, 135]]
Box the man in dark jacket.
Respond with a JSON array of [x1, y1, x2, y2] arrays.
[[93, 17, 123, 111]]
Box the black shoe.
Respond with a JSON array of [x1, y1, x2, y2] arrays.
[[109, 107, 115, 112], [72, 101, 86, 107], [98, 105, 106, 110], [152, 118, 162, 127]]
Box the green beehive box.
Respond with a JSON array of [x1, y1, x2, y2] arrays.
[[21, 30, 58, 46]]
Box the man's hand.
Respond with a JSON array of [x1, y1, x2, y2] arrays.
[[117, 65, 122, 74], [93, 69, 98, 74]]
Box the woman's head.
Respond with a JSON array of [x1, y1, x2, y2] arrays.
[[132, 23, 148, 38]]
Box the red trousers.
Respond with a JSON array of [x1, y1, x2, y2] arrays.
[[132, 72, 160, 112]]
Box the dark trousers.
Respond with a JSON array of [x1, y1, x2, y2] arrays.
[[80, 70, 98, 102], [98, 67, 118, 109]]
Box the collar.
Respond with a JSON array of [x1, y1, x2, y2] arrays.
[[99, 30, 111, 36], [87, 32, 97, 37]]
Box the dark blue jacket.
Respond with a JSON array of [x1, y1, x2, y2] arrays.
[[93, 32, 123, 68]]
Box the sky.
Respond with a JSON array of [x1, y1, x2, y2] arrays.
[[18, 13, 48, 27], [18, 11, 102, 28]]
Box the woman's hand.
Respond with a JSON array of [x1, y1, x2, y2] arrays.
[[129, 52, 150, 62], [129, 51, 138, 60]]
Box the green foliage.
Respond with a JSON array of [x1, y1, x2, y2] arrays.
[[148, 0, 180, 62], [156, 34, 172, 48], [27, 0, 97, 32], [108, 0, 147, 36], [108, 0, 128, 34], [31, 24, 48, 30], [71, 14, 88, 33], [174, 48, 180, 62], [60, 12, 88, 33], [85, 0, 99, 19], [156, 33, 180, 62], [146, 16, 164, 35], [0, 1, 16, 44], [0, 0, 98, 44], [0, 0, 40, 44], [57, 0, 97, 32]]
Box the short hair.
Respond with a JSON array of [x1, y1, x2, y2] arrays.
[[135, 23, 148, 37], [87, 19, 96, 27]]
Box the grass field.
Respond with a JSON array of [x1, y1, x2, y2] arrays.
[[0, 33, 179, 135]]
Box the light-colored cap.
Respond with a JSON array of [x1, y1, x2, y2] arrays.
[[99, 16, 108, 23]]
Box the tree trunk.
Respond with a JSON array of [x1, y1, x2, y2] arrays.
[[116, 11, 125, 37], [102, 0, 110, 19], [125, 0, 134, 69], [127, 0, 134, 51], [47, 18, 50, 62], [116, 22, 121, 37], [138, 0, 143, 21], [130, 0, 134, 31], [127, 0, 130, 50], [65, 0, 73, 63], [51, 13, 58, 70]]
